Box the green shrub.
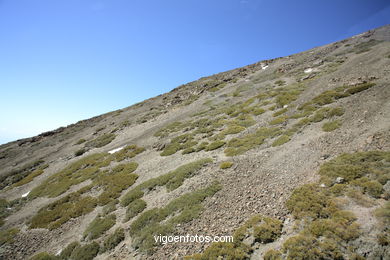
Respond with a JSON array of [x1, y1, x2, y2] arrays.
[[113, 144, 145, 162], [59, 241, 80, 259], [182, 147, 196, 154], [121, 159, 212, 206], [0, 159, 45, 189], [125, 199, 147, 221], [346, 82, 375, 95], [224, 127, 280, 156], [70, 241, 100, 260], [85, 133, 116, 148], [75, 138, 86, 145], [273, 108, 288, 117], [83, 214, 116, 240], [286, 184, 333, 219], [130, 183, 221, 253], [12, 168, 45, 187], [102, 200, 117, 215], [269, 116, 287, 125], [206, 140, 226, 151], [30, 252, 60, 260], [220, 161, 234, 169], [0, 228, 19, 246], [274, 80, 286, 86], [101, 227, 125, 252], [322, 120, 341, 132], [185, 242, 251, 260], [253, 217, 283, 243], [74, 148, 86, 157], [263, 249, 282, 260], [30, 192, 98, 230], [272, 135, 290, 147], [111, 162, 138, 174], [282, 235, 343, 260]]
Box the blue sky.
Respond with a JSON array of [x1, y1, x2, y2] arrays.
[[0, 0, 389, 144]]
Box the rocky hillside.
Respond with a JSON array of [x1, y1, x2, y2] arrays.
[[0, 25, 389, 260]]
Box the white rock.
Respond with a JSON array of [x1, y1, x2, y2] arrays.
[[56, 249, 62, 256], [304, 68, 313, 73], [108, 146, 125, 154], [320, 183, 326, 188], [283, 105, 288, 108], [22, 191, 30, 198]]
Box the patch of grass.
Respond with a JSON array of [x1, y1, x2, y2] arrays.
[[263, 249, 282, 260], [282, 235, 343, 260], [74, 148, 86, 157], [274, 80, 286, 86], [353, 39, 382, 54], [0, 228, 19, 246], [186, 242, 251, 260], [224, 127, 280, 156], [112, 144, 145, 162], [130, 182, 221, 253], [125, 199, 147, 221], [30, 191, 98, 230], [70, 241, 100, 260], [83, 214, 116, 240], [0, 159, 45, 190], [12, 167, 45, 187], [161, 134, 197, 156], [121, 159, 213, 206], [272, 135, 291, 147], [220, 161, 234, 169], [102, 200, 117, 216], [101, 227, 125, 253], [59, 241, 80, 259], [75, 138, 86, 145], [30, 252, 60, 260], [269, 116, 287, 125], [29, 153, 108, 198], [272, 108, 288, 117], [322, 120, 342, 132], [205, 140, 226, 151], [154, 121, 186, 137], [85, 133, 116, 148]]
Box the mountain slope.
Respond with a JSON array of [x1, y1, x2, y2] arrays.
[[0, 25, 390, 260]]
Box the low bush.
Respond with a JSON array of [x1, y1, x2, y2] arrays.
[[0, 228, 19, 246], [85, 133, 116, 148], [70, 241, 100, 260], [263, 249, 282, 260], [75, 138, 86, 145], [130, 183, 221, 253], [322, 120, 341, 132], [74, 148, 86, 157], [272, 135, 290, 147], [205, 140, 226, 151], [83, 214, 116, 240], [269, 116, 287, 125], [125, 199, 147, 221], [59, 241, 80, 259], [12, 168, 45, 187], [101, 227, 125, 252], [30, 252, 60, 260], [121, 159, 212, 206], [220, 161, 233, 169]]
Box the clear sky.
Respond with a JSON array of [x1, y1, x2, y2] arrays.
[[0, 0, 389, 144]]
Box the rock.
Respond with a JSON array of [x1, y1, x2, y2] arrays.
[[320, 183, 326, 188], [335, 177, 345, 184]]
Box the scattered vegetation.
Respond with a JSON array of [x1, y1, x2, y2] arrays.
[[83, 214, 116, 240], [205, 140, 226, 151], [220, 161, 234, 169], [352, 39, 382, 54], [189, 151, 389, 259], [224, 127, 280, 156], [101, 227, 125, 252], [125, 199, 147, 221], [74, 148, 86, 157], [0, 159, 45, 190], [75, 138, 86, 145], [272, 135, 291, 147], [121, 158, 212, 206], [130, 182, 221, 253], [85, 133, 116, 148], [0, 228, 19, 246], [70, 241, 100, 260]]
